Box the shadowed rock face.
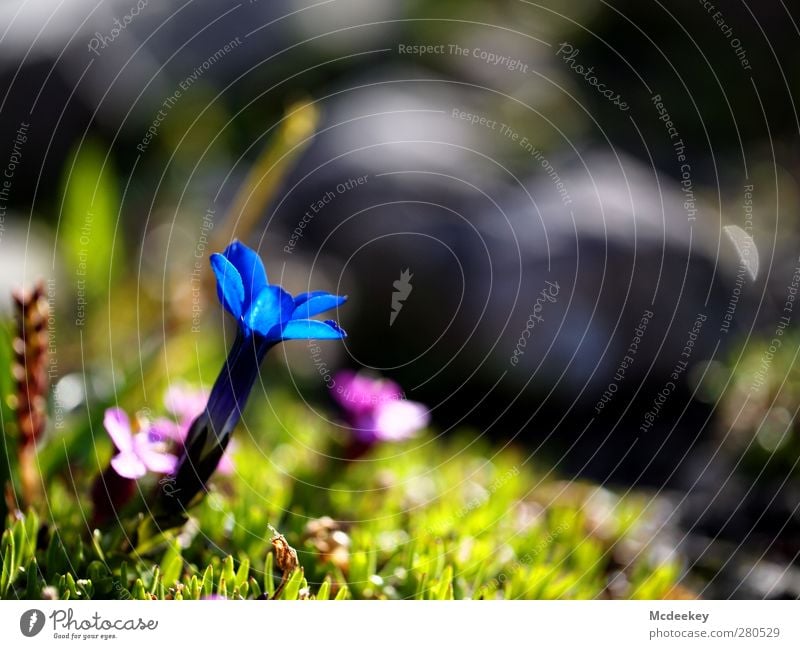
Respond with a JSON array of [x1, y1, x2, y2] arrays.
[[265, 81, 762, 486]]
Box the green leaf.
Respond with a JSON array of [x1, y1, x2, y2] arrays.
[[131, 578, 147, 600], [25, 557, 41, 599], [234, 557, 249, 588], [90, 529, 105, 562], [46, 532, 70, 578], [248, 577, 262, 599], [201, 565, 213, 598], [187, 575, 200, 600], [316, 578, 330, 601], [60, 139, 121, 301], [1, 528, 16, 597], [436, 565, 454, 600], [160, 542, 183, 588], [263, 551, 274, 598], [64, 573, 78, 598], [222, 555, 235, 586], [349, 551, 369, 590], [119, 561, 128, 590], [281, 568, 304, 600], [149, 566, 162, 594]]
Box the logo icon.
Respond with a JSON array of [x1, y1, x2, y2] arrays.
[[20, 609, 45, 637], [390, 269, 413, 326]]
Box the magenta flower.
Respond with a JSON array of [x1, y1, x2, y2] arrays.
[[104, 408, 178, 479], [332, 371, 429, 444]]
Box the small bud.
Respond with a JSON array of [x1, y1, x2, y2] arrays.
[[271, 530, 299, 575]]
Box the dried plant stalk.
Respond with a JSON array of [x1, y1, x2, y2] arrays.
[[11, 280, 49, 505]]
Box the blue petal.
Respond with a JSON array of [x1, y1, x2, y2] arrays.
[[223, 241, 268, 308], [245, 285, 295, 337], [210, 253, 244, 320], [292, 293, 347, 319], [280, 319, 347, 340], [294, 291, 329, 306]]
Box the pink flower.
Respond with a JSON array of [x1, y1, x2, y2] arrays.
[[165, 384, 209, 424], [155, 384, 236, 475], [332, 371, 429, 444], [104, 408, 178, 479]]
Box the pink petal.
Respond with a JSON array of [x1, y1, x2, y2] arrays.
[[215, 439, 237, 475], [149, 417, 185, 443], [164, 385, 208, 423], [104, 408, 133, 453], [216, 451, 234, 475], [111, 452, 147, 479], [142, 449, 179, 475], [373, 400, 429, 441], [332, 371, 403, 416], [133, 433, 178, 474]]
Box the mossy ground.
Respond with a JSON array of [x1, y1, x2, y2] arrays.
[[1, 384, 685, 600]]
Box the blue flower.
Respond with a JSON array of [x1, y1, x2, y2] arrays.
[[210, 241, 346, 342], [160, 241, 347, 516]]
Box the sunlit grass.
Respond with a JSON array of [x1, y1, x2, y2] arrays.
[[1, 385, 683, 600]]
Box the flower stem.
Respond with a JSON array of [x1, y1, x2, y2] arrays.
[[157, 332, 271, 515]]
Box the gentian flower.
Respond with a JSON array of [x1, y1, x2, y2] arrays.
[[332, 370, 429, 450], [163, 240, 347, 512], [209, 240, 346, 342], [104, 407, 178, 479]]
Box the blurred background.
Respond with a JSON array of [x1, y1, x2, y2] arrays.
[[1, 0, 799, 597]]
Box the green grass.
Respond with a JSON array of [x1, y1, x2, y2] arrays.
[[1, 386, 683, 600]]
